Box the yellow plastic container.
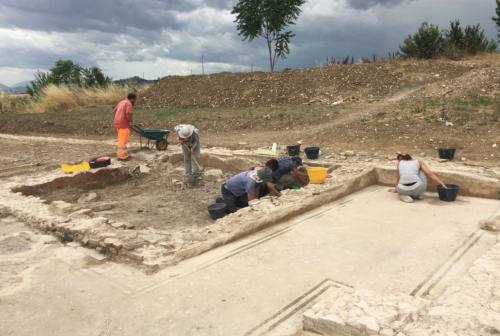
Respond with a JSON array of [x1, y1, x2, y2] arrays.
[[61, 161, 91, 174], [307, 167, 328, 184]]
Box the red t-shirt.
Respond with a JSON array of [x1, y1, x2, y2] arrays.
[[113, 99, 133, 129]]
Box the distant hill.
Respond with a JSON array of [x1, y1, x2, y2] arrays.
[[0, 80, 31, 94], [9, 80, 31, 94], [114, 76, 158, 86], [0, 83, 12, 93]]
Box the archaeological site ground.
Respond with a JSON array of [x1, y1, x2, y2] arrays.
[[0, 56, 499, 335]]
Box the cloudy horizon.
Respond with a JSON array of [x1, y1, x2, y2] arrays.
[[0, 0, 497, 86]]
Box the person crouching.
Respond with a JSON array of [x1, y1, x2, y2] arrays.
[[221, 167, 274, 214]]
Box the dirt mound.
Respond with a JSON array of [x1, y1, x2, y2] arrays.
[[141, 60, 474, 108], [411, 60, 500, 99]]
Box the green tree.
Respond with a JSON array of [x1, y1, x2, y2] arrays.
[[82, 66, 112, 87], [462, 24, 497, 54], [27, 71, 52, 97], [445, 21, 465, 49], [27, 60, 111, 97], [50, 59, 83, 86], [400, 21, 497, 60], [399, 23, 444, 59], [232, 0, 306, 72], [494, 0, 500, 41]]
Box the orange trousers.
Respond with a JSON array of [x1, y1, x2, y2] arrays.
[[116, 128, 130, 160]]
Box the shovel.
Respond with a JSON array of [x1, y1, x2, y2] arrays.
[[191, 151, 204, 174], [184, 155, 204, 187]]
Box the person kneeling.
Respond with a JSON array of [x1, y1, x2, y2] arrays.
[[221, 167, 275, 214], [272, 156, 309, 190], [389, 153, 446, 203]]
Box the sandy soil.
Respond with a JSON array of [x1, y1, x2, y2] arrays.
[[9, 150, 262, 233]]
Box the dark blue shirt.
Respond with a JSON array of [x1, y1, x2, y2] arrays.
[[272, 157, 294, 182]]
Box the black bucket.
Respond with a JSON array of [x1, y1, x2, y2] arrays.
[[208, 203, 227, 220], [437, 184, 460, 202], [304, 147, 320, 160], [438, 148, 456, 161], [215, 197, 225, 204], [287, 144, 301, 156]]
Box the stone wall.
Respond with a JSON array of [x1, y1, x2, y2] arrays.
[[375, 167, 500, 200]]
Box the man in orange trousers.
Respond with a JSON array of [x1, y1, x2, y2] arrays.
[[113, 93, 136, 160]]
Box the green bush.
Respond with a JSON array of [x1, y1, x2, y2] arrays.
[[494, 0, 500, 41], [400, 23, 444, 59], [400, 21, 497, 59], [27, 59, 112, 97]]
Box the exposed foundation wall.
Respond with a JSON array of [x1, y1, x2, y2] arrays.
[[173, 168, 378, 264], [11, 168, 131, 196], [375, 167, 500, 200], [2, 160, 497, 272]]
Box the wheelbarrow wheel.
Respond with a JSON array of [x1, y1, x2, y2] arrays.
[[156, 139, 168, 151]]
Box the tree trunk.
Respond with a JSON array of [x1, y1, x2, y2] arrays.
[[266, 36, 274, 72]]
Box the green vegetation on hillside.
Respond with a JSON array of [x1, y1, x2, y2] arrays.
[[494, 0, 500, 41], [400, 21, 497, 59], [28, 60, 112, 97]]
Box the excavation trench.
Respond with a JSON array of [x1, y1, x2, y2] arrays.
[[12, 154, 261, 233], [6, 154, 498, 272]]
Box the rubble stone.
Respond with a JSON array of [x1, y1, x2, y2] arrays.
[[77, 192, 99, 204], [204, 169, 224, 178], [103, 238, 123, 249], [303, 288, 428, 336], [91, 202, 116, 212], [49, 200, 74, 216], [68, 208, 93, 219]]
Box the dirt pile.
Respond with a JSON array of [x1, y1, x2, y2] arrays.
[[410, 58, 500, 99], [141, 60, 474, 108]]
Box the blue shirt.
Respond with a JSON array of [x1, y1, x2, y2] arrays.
[[225, 171, 258, 197], [272, 157, 294, 182]]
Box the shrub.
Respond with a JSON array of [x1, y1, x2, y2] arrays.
[[400, 21, 497, 59], [27, 59, 112, 97], [400, 23, 444, 59], [462, 24, 497, 54], [494, 0, 500, 41]]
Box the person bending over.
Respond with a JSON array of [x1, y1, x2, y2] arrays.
[[221, 167, 274, 213], [175, 124, 201, 178], [389, 154, 446, 203], [272, 156, 309, 190]]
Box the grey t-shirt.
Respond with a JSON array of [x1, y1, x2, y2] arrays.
[[187, 131, 200, 148], [399, 160, 421, 184], [225, 171, 257, 197]]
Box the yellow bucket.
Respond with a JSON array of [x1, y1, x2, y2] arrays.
[[61, 161, 91, 174], [307, 167, 328, 184]]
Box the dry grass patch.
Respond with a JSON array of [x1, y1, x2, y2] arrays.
[[30, 84, 131, 113], [0, 93, 30, 113]]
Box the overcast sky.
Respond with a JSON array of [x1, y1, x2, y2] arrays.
[[0, 0, 497, 85]]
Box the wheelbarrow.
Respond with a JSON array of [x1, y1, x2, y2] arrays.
[[131, 125, 170, 151]]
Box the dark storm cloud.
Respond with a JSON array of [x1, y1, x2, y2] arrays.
[[346, 0, 415, 9], [0, 44, 94, 69], [287, 0, 497, 70], [0, 0, 497, 83], [0, 0, 186, 33]]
